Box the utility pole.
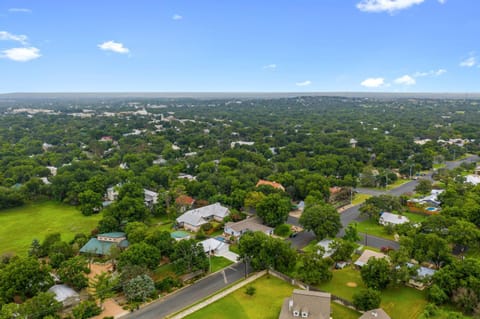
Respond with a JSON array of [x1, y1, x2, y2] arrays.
[[409, 165, 413, 179]]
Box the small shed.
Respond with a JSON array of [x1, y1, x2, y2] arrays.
[[47, 284, 80, 307]]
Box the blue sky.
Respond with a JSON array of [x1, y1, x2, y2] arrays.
[[0, 0, 479, 93]]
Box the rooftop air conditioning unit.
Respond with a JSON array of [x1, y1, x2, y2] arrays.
[[301, 311, 309, 318], [293, 310, 300, 317]]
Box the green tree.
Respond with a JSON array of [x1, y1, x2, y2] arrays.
[[360, 258, 391, 290], [78, 189, 103, 216], [256, 193, 291, 227], [299, 203, 341, 240], [57, 256, 90, 290], [118, 242, 161, 270], [329, 239, 355, 262], [171, 239, 209, 274], [146, 229, 175, 258], [0, 256, 53, 303], [343, 223, 360, 243], [353, 288, 381, 311], [125, 221, 149, 244], [72, 300, 102, 319], [19, 292, 62, 319], [415, 179, 433, 195], [296, 252, 332, 285], [123, 274, 156, 302], [92, 272, 119, 303], [448, 220, 480, 250]]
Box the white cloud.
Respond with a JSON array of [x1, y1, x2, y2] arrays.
[[460, 57, 476, 67], [263, 64, 277, 70], [98, 41, 130, 54], [360, 77, 385, 88], [0, 31, 28, 45], [296, 80, 312, 87], [413, 68, 446, 77], [394, 75, 416, 85], [172, 14, 183, 20], [8, 8, 32, 13], [357, 0, 424, 13], [438, 0, 446, 3], [1, 47, 40, 62]]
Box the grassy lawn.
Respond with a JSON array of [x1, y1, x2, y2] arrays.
[[184, 275, 295, 319], [357, 212, 428, 241], [0, 201, 101, 256], [433, 163, 446, 169], [386, 179, 410, 190], [352, 193, 372, 205], [210, 256, 233, 273], [153, 263, 177, 281], [317, 267, 428, 319], [356, 219, 395, 241], [331, 303, 361, 319]]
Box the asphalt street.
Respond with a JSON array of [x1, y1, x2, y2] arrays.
[[122, 262, 249, 319]]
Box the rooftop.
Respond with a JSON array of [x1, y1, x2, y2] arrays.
[[256, 179, 285, 191]]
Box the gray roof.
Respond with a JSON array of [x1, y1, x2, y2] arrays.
[[176, 203, 229, 227], [225, 216, 273, 234], [359, 308, 391, 319], [279, 289, 331, 319], [48, 284, 79, 302]]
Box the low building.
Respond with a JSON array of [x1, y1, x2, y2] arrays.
[[354, 249, 388, 268], [79, 232, 129, 255], [176, 203, 229, 232], [224, 216, 273, 239], [379, 212, 409, 226], [256, 179, 285, 192], [47, 284, 80, 308], [279, 289, 331, 319], [144, 189, 158, 206], [406, 263, 437, 290], [359, 308, 391, 319], [199, 238, 229, 255]]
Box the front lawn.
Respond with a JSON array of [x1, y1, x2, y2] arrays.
[[184, 275, 295, 319], [210, 256, 233, 273], [317, 267, 429, 319], [356, 212, 428, 241], [331, 303, 361, 319], [352, 193, 372, 205], [0, 201, 101, 256]]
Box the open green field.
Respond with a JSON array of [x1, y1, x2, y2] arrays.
[[317, 267, 428, 319], [0, 201, 101, 256], [184, 275, 360, 319]]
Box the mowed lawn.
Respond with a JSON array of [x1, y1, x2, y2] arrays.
[[318, 267, 428, 319], [0, 201, 101, 256], [185, 275, 361, 319]]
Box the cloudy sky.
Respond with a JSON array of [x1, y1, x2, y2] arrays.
[[0, 0, 479, 93]]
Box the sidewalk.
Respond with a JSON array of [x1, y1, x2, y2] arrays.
[[167, 270, 267, 319]]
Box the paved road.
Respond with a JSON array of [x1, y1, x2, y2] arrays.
[[122, 262, 249, 319], [445, 154, 479, 170]]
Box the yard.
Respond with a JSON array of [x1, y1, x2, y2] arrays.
[[356, 211, 429, 241], [210, 256, 233, 273], [184, 275, 360, 319], [317, 267, 429, 319], [0, 201, 101, 256], [352, 193, 372, 205]]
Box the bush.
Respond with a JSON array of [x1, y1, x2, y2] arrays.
[[245, 285, 256, 296], [427, 284, 448, 305], [72, 300, 102, 319], [200, 222, 213, 232], [195, 229, 207, 240], [274, 224, 291, 237], [155, 276, 182, 293], [353, 288, 381, 311]]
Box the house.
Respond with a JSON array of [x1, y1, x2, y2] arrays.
[[47, 284, 80, 308], [224, 216, 273, 239], [316, 239, 334, 258], [354, 249, 388, 268], [379, 212, 409, 226], [349, 138, 358, 148], [466, 174, 480, 186], [256, 179, 285, 192], [359, 308, 391, 319], [406, 263, 437, 290], [176, 203, 229, 232], [106, 185, 120, 201], [175, 195, 196, 212], [279, 289, 331, 319], [199, 238, 229, 255], [99, 136, 113, 142], [144, 189, 158, 206], [79, 232, 129, 255]]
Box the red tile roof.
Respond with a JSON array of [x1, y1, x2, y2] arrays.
[[176, 195, 195, 206]]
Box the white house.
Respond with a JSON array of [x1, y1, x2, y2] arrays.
[[379, 212, 409, 226], [316, 239, 334, 258], [199, 238, 229, 255], [176, 203, 229, 232], [105, 185, 158, 207], [224, 216, 273, 239]]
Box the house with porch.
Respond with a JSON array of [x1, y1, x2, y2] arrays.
[[224, 216, 273, 240], [79, 232, 129, 256]]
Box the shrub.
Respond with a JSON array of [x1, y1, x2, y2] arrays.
[[245, 285, 256, 296], [72, 300, 102, 319], [155, 276, 182, 293], [274, 224, 291, 237]]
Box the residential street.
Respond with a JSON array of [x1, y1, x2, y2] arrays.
[[122, 262, 249, 319]]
